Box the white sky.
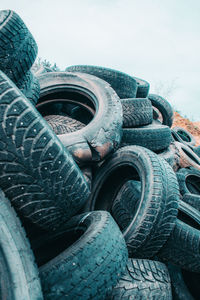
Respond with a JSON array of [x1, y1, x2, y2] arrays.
[[1, 0, 200, 120]]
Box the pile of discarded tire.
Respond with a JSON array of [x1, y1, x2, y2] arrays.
[[0, 10, 199, 300]]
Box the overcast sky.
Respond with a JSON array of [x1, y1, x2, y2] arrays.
[[1, 0, 200, 121]]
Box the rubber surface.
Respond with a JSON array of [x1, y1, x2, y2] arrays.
[[121, 120, 172, 151], [108, 259, 172, 300], [0, 10, 38, 82], [44, 115, 85, 134], [148, 94, 174, 127], [176, 167, 200, 196], [157, 201, 200, 272], [38, 71, 123, 163], [156, 142, 180, 171], [0, 71, 90, 230], [65, 65, 138, 98], [39, 211, 128, 300], [173, 127, 196, 147], [0, 189, 43, 300], [174, 142, 200, 170], [121, 98, 153, 128], [182, 193, 200, 212], [85, 145, 179, 258], [134, 76, 150, 98]]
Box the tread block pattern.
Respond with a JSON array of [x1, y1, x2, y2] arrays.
[[0, 71, 90, 230], [44, 115, 85, 135], [108, 259, 172, 300]]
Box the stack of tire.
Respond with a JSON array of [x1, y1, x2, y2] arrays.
[[0, 10, 199, 300]]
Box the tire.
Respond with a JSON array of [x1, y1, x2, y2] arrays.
[[148, 94, 174, 127], [0, 189, 43, 300], [38, 211, 128, 300], [134, 76, 150, 98], [168, 264, 199, 300], [156, 142, 180, 171], [65, 65, 138, 98], [193, 145, 200, 157], [172, 127, 196, 147], [0, 10, 38, 82], [121, 120, 172, 151], [0, 71, 90, 230], [44, 115, 85, 134], [37, 71, 123, 163], [174, 142, 200, 171], [16, 70, 40, 105], [108, 259, 172, 300], [85, 145, 179, 258], [182, 193, 200, 212], [121, 98, 153, 128], [176, 167, 200, 196], [157, 201, 200, 272]]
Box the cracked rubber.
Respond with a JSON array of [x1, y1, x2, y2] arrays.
[[16, 70, 40, 105], [176, 167, 200, 196], [85, 145, 179, 258], [0, 71, 90, 230], [0, 189, 43, 300], [0, 10, 38, 83], [148, 94, 174, 127], [108, 259, 172, 300], [37, 71, 123, 164], [172, 127, 196, 147], [121, 98, 153, 128], [121, 120, 172, 151], [65, 65, 138, 98], [39, 211, 128, 300], [157, 201, 200, 272]]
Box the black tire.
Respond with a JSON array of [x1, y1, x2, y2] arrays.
[[16, 70, 40, 105], [134, 76, 150, 98], [168, 264, 199, 300], [65, 65, 138, 98], [176, 167, 200, 196], [44, 115, 85, 134], [156, 142, 180, 171], [148, 94, 174, 127], [108, 259, 172, 300], [39, 211, 128, 300], [174, 141, 200, 170], [182, 193, 200, 212], [85, 145, 179, 258], [157, 201, 200, 272], [192, 145, 200, 157], [121, 120, 172, 151], [121, 98, 153, 128], [173, 127, 196, 147], [37, 71, 123, 163], [0, 10, 38, 82], [0, 189, 43, 300], [0, 71, 90, 230]]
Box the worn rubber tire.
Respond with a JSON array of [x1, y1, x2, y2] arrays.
[[0, 189, 43, 300], [39, 211, 128, 300], [192, 145, 200, 157], [65, 65, 138, 98], [0, 71, 90, 230], [168, 264, 199, 300], [172, 127, 196, 147], [121, 98, 153, 128], [121, 120, 172, 151], [134, 76, 150, 98], [37, 71, 123, 164], [174, 142, 200, 170], [0, 10, 38, 82], [182, 193, 200, 212], [156, 142, 180, 171], [108, 259, 172, 300], [176, 167, 200, 196], [148, 94, 174, 127], [157, 201, 200, 272], [16, 70, 40, 105], [44, 115, 85, 135], [85, 145, 179, 258]]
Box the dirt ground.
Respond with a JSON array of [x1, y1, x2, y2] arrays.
[[172, 111, 200, 146]]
